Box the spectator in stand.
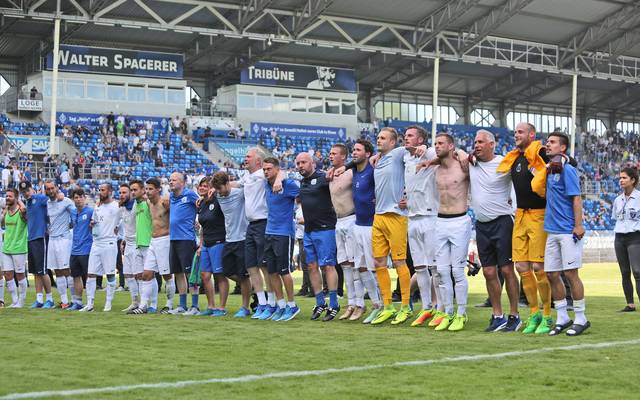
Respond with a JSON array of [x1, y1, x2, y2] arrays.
[[12, 165, 21, 188], [1, 164, 10, 190], [30, 86, 38, 99], [107, 112, 115, 128]]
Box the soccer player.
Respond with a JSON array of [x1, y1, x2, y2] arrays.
[[81, 183, 120, 312], [131, 178, 173, 314], [497, 122, 553, 334], [1, 189, 28, 308], [168, 172, 200, 315], [430, 133, 472, 331], [401, 125, 441, 327], [328, 144, 364, 320], [118, 183, 141, 312], [262, 158, 300, 321], [68, 188, 92, 310], [468, 130, 521, 332], [19, 181, 54, 308], [195, 177, 226, 316], [212, 172, 252, 317], [543, 132, 589, 336], [44, 180, 75, 308], [296, 152, 340, 321]]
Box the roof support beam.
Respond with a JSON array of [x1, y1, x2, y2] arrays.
[[416, 0, 481, 51]]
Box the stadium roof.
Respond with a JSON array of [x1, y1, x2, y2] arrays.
[[2, 0, 640, 116]]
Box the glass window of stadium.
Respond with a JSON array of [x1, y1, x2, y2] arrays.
[[325, 98, 340, 114], [308, 97, 323, 113], [167, 87, 184, 104], [87, 81, 106, 100], [291, 96, 306, 112], [273, 95, 289, 111], [507, 112, 572, 133], [66, 80, 84, 98], [148, 86, 165, 103], [616, 121, 640, 133], [43, 78, 63, 97], [342, 100, 356, 115], [256, 93, 272, 110], [470, 109, 496, 127], [239, 92, 255, 109], [107, 83, 126, 101], [127, 85, 146, 102]]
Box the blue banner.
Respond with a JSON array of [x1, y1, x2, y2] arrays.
[[57, 112, 170, 131], [46, 45, 183, 79], [241, 62, 356, 92], [251, 122, 345, 139]]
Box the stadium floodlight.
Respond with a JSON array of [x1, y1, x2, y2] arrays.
[[31, 17, 51, 21], [95, 22, 115, 27], [174, 29, 193, 34], [148, 27, 168, 31], [122, 24, 142, 29]]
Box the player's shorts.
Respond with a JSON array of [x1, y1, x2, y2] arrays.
[[303, 229, 337, 267], [244, 219, 267, 269], [1, 253, 26, 273], [27, 238, 47, 276], [335, 214, 356, 264], [372, 213, 408, 260], [476, 214, 514, 268], [223, 241, 248, 278], [0, 239, 3, 270], [144, 236, 171, 275], [408, 215, 437, 266], [88, 241, 118, 276], [136, 246, 148, 271], [122, 240, 142, 275], [200, 242, 224, 274], [47, 236, 71, 270], [265, 235, 294, 275], [435, 214, 472, 269], [512, 208, 546, 263], [544, 233, 583, 272], [169, 239, 196, 275], [69, 254, 89, 278], [352, 224, 375, 271]]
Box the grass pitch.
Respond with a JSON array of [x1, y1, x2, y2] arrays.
[[1, 263, 638, 400]]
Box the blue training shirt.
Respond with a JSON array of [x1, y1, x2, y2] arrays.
[[353, 163, 376, 226], [71, 206, 93, 255], [26, 193, 48, 240], [169, 188, 199, 241], [544, 164, 581, 234], [265, 179, 300, 237]]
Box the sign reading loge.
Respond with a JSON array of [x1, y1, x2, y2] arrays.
[[17, 99, 43, 111], [241, 62, 356, 92], [46, 45, 184, 79], [251, 122, 345, 139]]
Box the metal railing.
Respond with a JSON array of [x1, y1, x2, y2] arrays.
[[186, 102, 236, 118]]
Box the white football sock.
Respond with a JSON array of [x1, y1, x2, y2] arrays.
[[127, 278, 139, 304], [573, 299, 587, 325], [67, 276, 75, 298], [415, 268, 432, 310], [150, 279, 159, 309], [139, 280, 150, 309], [342, 265, 356, 307], [353, 269, 365, 308], [256, 291, 267, 306], [6, 279, 18, 304], [359, 269, 381, 307], [105, 277, 116, 306], [554, 299, 570, 325], [165, 277, 175, 307], [57, 276, 68, 304], [452, 266, 468, 316], [18, 279, 27, 303], [86, 277, 97, 307], [0, 278, 5, 303], [277, 298, 286, 309], [267, 291, 276, 307]]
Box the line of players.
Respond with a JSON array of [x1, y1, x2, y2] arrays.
[[0, 121, 590, 334]]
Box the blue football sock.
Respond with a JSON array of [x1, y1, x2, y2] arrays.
[[179, 294, 187, 309], [329, 290, 339, 309], [315, 292, 326, 307], [191, 294, 199, 308]]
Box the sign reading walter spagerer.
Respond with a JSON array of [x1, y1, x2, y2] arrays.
[[241, 62, 356, 92], [46, 45, 183, 79]]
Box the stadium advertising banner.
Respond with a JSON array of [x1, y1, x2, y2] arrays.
[[251, 122, 345, 139], [46, 45, 183, 79], [56, 112, 170, 131], [241, 62, 356, 92], [7, 135, 49, 154]]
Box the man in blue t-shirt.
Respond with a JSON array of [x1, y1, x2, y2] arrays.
[[168, 172, 200, 314], [18, 181, 54, 308], [68, 188, 93, 310], [261, 157, 300, 322], [543, 132, 589, 337]]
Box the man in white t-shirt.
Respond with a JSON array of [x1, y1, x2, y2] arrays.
[[1, 165, 11, 189], [469, 130, 520, 332]]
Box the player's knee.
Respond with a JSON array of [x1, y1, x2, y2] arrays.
[[482, 266, 497, 280]]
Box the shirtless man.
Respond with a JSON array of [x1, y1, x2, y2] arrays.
[[130, 177, 174, 314], [329, 144, 365, 320], [432, 133, 472, 332]]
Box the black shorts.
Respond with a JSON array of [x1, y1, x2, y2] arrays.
[[264, 235, 294, 276], [245, 219, 267, 269], [476, 214, 513, 268], [169, 240, 197, 274], [69, 255, 89, 278], [222, 241, 248, 278], [28, 238, 47, 276]]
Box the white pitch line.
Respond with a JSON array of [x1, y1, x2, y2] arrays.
[[2, 338, 639, 400]]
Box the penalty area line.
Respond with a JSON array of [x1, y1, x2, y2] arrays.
[[2, 338, 639, 399]]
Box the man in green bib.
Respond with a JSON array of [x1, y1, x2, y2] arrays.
[[128, 179, 155, 314], [1, 188, 28, 308]]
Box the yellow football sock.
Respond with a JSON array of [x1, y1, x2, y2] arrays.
[[534, 270, 552, 316], [375, 267, 392, 306], [520, 270, 540, 314], [396, 263, 411, 306]]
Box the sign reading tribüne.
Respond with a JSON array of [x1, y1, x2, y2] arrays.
[[46, 45, 183, 79], [241, 62, 356, 92]]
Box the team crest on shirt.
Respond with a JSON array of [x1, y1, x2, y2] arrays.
[[209, 204, 215, 211], [311, 179, 317, 185], [516, 164, 522, 173], [553, 174, 560, 182], [182, 197, 187, 203], [82, 215, 87, 220], [355, 182, 360, 188]]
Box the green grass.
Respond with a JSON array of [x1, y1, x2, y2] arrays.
[[1, 263, 639, 399]]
